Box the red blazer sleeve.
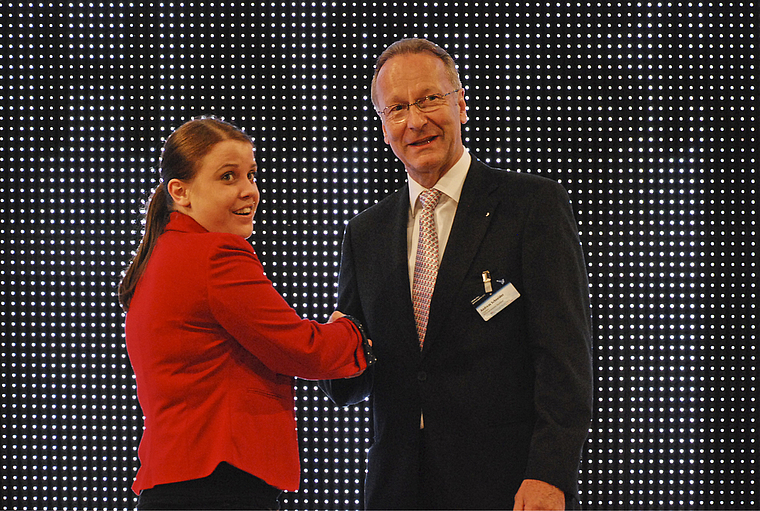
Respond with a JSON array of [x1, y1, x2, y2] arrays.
[[206, 234, 367, 380]]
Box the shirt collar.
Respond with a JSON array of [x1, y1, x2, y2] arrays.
[[408, 148, 471, 211]]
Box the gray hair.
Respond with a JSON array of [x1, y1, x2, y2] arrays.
[[370, 38, 462, 109]]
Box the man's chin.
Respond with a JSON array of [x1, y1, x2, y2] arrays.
[[406, 166, 447, 187]]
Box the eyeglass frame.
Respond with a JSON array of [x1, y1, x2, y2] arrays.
[[377, 88, 463, 123]]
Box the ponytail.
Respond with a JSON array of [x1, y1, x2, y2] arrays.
[[118, 182, 172, 311]]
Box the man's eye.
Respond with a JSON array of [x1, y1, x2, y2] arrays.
[[426, 94, 444, 101], [389, 104, 406, 113]]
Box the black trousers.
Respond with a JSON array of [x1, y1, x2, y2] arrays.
[[416, 429, 577, 510], [136, 462, 282, 510]]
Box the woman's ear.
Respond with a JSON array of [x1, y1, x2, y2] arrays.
[[166, 178, 191, 207]]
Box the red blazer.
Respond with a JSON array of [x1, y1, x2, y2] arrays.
[[125, 212, 368, 494]]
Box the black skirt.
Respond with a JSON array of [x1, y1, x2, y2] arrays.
[[137, 462, 282, 510]]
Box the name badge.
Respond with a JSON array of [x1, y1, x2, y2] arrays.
[[472, 282, 520, 321]]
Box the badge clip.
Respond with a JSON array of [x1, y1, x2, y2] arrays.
[[482, 270, 493, 294]]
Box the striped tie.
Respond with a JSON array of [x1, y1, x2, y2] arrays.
[[412, 188, 442, 349]]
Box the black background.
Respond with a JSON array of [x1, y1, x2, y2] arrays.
[[1, 2, 756, 509]]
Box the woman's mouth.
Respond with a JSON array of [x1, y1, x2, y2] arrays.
[[234, 206, 253, 215]]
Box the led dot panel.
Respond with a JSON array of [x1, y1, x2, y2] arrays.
[[1, 2, 756, 510]]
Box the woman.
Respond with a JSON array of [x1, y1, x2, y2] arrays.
[[118, 117, 373, 509]]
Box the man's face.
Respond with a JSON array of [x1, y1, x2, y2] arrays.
[[375, 52, 467, 188]]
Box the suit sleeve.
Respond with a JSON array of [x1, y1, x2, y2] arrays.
[[521, 181, 594, 496], [206, 234, 369, 380], [318, 222, 375, 406]]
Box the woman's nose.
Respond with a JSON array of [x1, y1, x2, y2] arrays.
[[242, 179, 259, 199]]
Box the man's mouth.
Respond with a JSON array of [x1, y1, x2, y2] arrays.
[[409, 136, 436, 147]]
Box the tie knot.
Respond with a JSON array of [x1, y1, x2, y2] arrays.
[[419, 188, 442, 211]]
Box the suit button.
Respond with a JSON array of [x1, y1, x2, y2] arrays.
[[417, 371, 427, 382]]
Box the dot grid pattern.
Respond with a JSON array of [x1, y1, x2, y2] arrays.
[[0, 2, 755, 510]]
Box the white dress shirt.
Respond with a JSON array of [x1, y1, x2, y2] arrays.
[[407, 149, 471, 296], [407, 149, 471, 429]]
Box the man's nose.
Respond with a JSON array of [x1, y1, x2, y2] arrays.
[[405, 104, 428, 128]]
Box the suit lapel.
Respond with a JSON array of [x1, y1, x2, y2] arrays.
[[389, 187, 414, 314], [423, 160, 502, 351], [383, 186, 422, 354]]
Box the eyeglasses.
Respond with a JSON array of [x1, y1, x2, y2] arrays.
[[378, 88, 462, 124]]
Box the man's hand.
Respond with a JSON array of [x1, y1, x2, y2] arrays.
[[513, 479, 565, 510], [328, 310, 345, 323]]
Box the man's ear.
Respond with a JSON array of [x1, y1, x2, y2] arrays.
[[458, 89, 468, 125], [166, 178, 191, 207]]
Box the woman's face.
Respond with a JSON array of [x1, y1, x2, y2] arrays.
[[175, 139, 260, 238]]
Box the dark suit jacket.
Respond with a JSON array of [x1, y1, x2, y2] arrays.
[[126, 212, 368, 494], [320, 158, 593, 509]]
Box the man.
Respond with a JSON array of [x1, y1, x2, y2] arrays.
[[320, 38, 593, 510]]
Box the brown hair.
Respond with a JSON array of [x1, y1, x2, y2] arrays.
[[118, 116, 252, 311], [370, 38, 462, 110]]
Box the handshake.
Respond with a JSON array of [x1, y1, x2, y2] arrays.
[[327, 310, 349, 324], [328, 310, 374, 375]]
